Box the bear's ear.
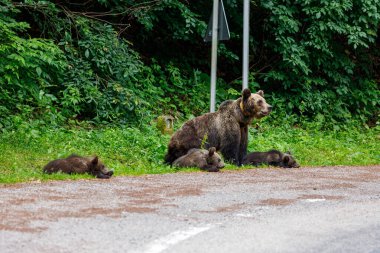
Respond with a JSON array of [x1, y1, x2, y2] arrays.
[[208, 147, 216, 156], [256, 90, 264, 97], [283, 155, 290, 163], [92, 156, 99, 165], [242, 88, 251, 101]]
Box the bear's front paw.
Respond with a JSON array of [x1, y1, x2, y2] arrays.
[[204, 167, 220, 172]]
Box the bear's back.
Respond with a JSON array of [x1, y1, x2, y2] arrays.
[[243, 150, 282, 165], [172, 148, 207, 168], [43, 155, 90, 174]]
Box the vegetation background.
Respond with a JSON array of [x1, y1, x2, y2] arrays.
[[0, 0, 379, 183]]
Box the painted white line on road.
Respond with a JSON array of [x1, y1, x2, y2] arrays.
[[142, 225, 212, 253], [305, 198, 326, 202]]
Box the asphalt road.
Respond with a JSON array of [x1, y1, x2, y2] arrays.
[[1, 165, 380, 253]]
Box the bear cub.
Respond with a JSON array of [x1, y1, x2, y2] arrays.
[[43, 154, 114, 179], [242, 150, 300, 168], [172, 147, 225, 172]]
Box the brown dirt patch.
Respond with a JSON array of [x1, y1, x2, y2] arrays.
[[0, 224, 46, 233], [123, 206, 157, 213], [79, 206, 156, 215], [258, 198, 297, 206], [125, 185, 168, 198], [129, 198, 165, 205], [45, 195, 82, 201], [166, 187, 203, 197], [215, 203, 246, 213], [7, 198, 36, 205], [78, 207, 124, 218], [197, 203, 246, 213]]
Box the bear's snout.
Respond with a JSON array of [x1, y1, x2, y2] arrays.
[[261, 105, 272, 116], [96, 169, 114, 179], [292, 163, 300, 168]]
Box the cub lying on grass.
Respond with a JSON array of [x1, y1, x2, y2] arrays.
[[43, 154, 114, 179], [242, 150, 300, 168], [172, 147, 225, 172]]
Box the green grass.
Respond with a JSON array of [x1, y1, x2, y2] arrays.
[[248, 125, 380, 167], [0, 123, 379, 184]]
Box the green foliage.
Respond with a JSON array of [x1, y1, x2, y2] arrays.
[[0, 1, 67, 128], [0, 0, 379, 128], [259, 0, 380, 123], [58, 17, 149, 123], [0, 0, 220, 126]]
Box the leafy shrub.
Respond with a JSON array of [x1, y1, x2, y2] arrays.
[[257, 0, 380, 124], [0, 1, 67, 127], [0, 0, 379, 129]]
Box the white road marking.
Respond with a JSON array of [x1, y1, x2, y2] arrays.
[[305, 198, 326, 202], [142, 225, 212, 253]]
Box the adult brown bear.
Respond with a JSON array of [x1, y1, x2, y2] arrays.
[[164, 89, 272, 165]]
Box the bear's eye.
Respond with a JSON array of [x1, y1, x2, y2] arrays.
[[218, 159, 221, 162], [257, 100, 263, 106]]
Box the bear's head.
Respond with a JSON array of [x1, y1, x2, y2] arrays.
[[89, 156, 114, 179], [240, 89, 272, 119], [281, 152, 300, 168], [206, 147, 225, 169]]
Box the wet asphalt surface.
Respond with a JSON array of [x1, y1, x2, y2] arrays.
[[1, 165, 380, 253]]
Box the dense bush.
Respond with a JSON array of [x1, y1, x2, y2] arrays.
[[0, 1, 67, 127], [0, 0, 379, 128], [258, 0, 380, 125]]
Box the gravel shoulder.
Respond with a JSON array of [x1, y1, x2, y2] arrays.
[[1, 165, 380, 253]]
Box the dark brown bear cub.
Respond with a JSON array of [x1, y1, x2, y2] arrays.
[[43, 154, 113, 179], [242, 150, 300, 168], [172, 147, 225, 172], [165, 89, 272, 165]]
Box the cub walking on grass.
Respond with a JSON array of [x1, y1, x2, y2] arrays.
[[242, 150, 300, 168], [172, 147, 225, 172], [43, 154, 114, 179]]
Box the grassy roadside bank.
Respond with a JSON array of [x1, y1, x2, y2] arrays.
[[0, 124, 379, 184]]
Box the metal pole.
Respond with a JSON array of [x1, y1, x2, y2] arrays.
[[210, 0, 219, 112], [242, 0, 250, 90]]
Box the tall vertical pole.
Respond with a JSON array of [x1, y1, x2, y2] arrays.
[[242, 0, 250, 90], [210, 0, 219, 112]]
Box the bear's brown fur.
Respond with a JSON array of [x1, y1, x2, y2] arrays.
[[172, 147, 225, 172], [242, 150, 300, 168], [164, 89, 272, 165], [43, 154, 113, 179]]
